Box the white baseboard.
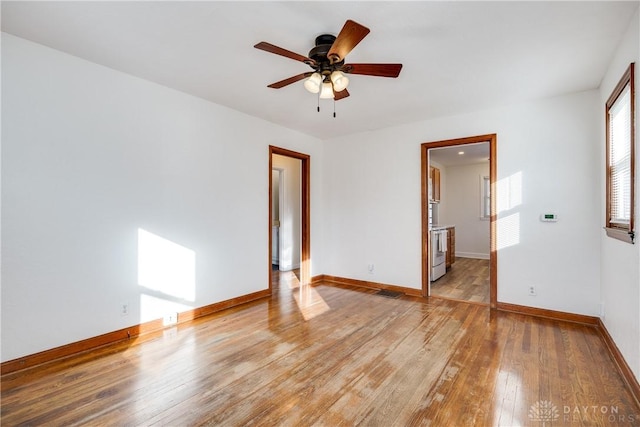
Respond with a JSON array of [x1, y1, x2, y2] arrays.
[[456, 252, 490, 260]]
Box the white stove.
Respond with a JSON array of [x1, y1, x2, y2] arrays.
[[430, 227, 448, 281]]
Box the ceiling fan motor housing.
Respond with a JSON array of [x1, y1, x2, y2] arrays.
[[308, 34, 344, 73]]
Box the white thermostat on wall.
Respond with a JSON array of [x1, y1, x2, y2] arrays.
[[540, 213, 559, 222]]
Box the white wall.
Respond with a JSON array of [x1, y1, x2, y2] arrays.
[[1, 34, 323, 362], [272, 170, 280, 222], [271, 170, 279, 264], [323, 89, 601, 316], [599, 8, 640, 380], [441, 162, 490, 259], [272, 154, 301, 271]]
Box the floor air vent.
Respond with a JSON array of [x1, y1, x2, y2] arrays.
[[375, 289, 403, 299]]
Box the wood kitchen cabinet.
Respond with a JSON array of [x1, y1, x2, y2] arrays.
[[446, 226, 455, 269], [430, 166, 441, 201]]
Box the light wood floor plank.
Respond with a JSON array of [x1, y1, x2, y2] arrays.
[[431, 257, 490, 304], [1, 270, 638, 426]]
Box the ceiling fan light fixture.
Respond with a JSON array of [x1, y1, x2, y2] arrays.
[[319, 82, 335, 99], [330, 71, 349, 92], [303, 72, 322, 93], [255, 19, 403, 110]]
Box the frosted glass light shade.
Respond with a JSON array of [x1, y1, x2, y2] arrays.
[[319, 82, 334, 99], [303, 73, 322, 93], [330, 71, 349, 92]]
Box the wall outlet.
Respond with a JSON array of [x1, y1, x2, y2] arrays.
[[163, 312, 178, 327], [528, 286, 537, 296], [120, 302, 129, 316], [367, 263, 375, 274]]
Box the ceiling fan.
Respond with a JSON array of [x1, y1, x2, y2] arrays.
[[254, 19, 402, 115]]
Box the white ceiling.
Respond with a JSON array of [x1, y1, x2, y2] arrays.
[[2, 1, 638, 140], [430, 142, 489, 167]]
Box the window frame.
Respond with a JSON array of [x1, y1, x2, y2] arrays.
[[605, 63, 635, 244], [480, 175, 490, 220]]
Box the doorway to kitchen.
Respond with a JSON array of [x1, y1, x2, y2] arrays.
[[421, 134, 497, 309], [269, 146, 310, 293]]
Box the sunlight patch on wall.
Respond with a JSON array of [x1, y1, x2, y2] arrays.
[[497, 171, 522, 214], [497, 212, 520, 250], [495, 171, 522, 250], [138, 228, 195, 301], [139, 294, 193, 325]]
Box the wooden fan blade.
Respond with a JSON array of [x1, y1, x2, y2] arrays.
[[327, 20, 370, 63], [342, 63, 403, 78], [267, 73, 312, 89], [254, 42, 315, 65], [334, 88, 350, 101]]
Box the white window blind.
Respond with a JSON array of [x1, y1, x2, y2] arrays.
[[608, 83, 631, 226]]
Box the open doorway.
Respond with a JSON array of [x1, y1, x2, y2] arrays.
[[421, 134, 497, 309], [269, 146, 310, 293]]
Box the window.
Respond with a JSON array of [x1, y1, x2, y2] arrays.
[[605, 63, 635, 243], [480, 175, 490, 220]]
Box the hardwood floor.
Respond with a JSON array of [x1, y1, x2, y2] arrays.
[[431, 257, 490, 304], [2, 273, 639, 426]]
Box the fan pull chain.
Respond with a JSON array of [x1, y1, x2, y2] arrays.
[[317, 90, 320, 113], [333, 99, 336, 118]]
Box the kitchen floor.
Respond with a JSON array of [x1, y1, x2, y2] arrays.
[[430, 257, 489, 304]]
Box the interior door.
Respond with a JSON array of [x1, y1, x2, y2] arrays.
[[421, 134, 497, 309], [269, 146, 310, 289]]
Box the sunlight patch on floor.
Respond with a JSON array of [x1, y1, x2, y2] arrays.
[[293, 285, 330, 321]]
